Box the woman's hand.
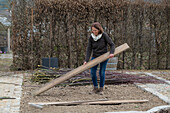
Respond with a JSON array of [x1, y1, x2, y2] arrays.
[[109, 54, 114, 58], [83, 61, 87, 65]]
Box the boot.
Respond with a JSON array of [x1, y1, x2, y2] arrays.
[[98, 87, 104, 95], [92, 87, 99, 93]]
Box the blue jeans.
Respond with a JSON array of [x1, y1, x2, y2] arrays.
[[90, 57, 108, 88]]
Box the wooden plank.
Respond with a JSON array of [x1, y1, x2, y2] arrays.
[[84, 100, 149, 105], [29, 99, 108, 106], [28, 99, 148, 106], [34, 43, 130, 96]]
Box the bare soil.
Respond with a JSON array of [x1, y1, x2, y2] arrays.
[[20, 73, 168, 113]]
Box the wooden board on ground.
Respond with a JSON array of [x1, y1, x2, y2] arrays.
[[84, 100, 149, 105], [34, 43, 130, 96], [29, 99, 108, 106], [29, 100, 148, 106]]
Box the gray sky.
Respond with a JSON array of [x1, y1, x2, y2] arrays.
[[0, 0, 11, 26]]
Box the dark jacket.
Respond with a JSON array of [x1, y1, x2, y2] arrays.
[[85, 32, 115, 62]]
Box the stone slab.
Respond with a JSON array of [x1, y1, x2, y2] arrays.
[[106, 105, 170, 113]]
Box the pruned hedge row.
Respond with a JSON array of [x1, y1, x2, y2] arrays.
[[12, 0, 170, 70]]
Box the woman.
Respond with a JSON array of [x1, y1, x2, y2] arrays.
[[84, 22, 115, 94]]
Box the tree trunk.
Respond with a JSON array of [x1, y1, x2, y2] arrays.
[[139, 10, 143, 69], [74, 24, 79, 67], [166, 6, 169, 69], [64, 15, 71, 68]]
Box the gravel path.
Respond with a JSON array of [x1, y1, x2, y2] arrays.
[[0, 73, 24, 113]]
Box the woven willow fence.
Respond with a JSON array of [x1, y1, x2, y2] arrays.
[[11, 0, 169, 70]]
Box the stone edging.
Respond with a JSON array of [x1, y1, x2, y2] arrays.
[[125, 72, 170, 104], [105, 105, 170, 113], [135, 83, 170, 104], [144, 72, 170, 85]]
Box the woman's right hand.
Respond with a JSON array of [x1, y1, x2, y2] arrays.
[[83, 61, 87, 65]]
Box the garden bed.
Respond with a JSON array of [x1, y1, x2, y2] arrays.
[[20, 71, 168, 113]]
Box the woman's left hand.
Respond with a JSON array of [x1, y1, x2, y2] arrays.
[[109, 54, 114, 58]]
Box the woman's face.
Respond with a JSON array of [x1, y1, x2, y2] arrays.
[[92, 27, 99, 36]]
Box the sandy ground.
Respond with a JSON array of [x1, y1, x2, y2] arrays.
[[20, 74, 168, 113]]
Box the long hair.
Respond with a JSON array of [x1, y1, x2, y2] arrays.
[[91, 22, 104, 34]]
